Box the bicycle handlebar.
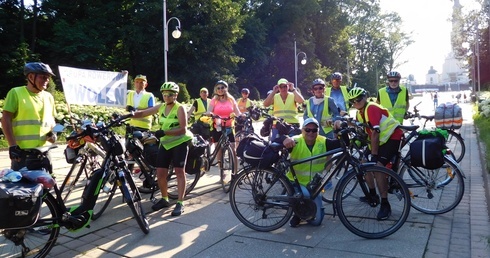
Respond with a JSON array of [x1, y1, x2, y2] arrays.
[[66, 112, 134, 141]]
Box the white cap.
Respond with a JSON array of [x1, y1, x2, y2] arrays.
[[303, 118, 319, 127]]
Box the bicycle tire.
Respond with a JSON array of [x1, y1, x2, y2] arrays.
[[445, 130, 465, 163], [221, 145, 236, 193], [321, 153, 356, 203], [335, 165, 411, 239], [400, 155, 464, 214], [59, 158, 87, 203], [166, 166, 200, 199], [91, 170, 117, 220], [120, 171, 150, 234], [229, 168, 294, 232], [0, 193, 60, 257]]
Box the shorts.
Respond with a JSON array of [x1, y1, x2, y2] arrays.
[[155, 141, 189, 169], [377, 139, 401, 166]]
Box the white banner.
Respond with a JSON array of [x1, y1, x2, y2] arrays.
[[58, 66, 127, 107]]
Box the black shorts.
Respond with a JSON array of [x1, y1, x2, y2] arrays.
[[211, 128, 235, 143], [155, 141, 189, 169], [377, 139, 401, 166]]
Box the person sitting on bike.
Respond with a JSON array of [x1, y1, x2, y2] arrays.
[[263, 78, 304, 139], [205, 80, 242, 180], [376, 71, 409, 124], [132, 82, 193, 216], [304, 78, 341, 139], [348, 87, 403, 220], [187, 87, 211, 121], [2, 62, 57, 172], [281, 118, 341, 227]]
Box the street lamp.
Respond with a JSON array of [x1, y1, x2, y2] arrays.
[[163, 0, 181, 82], [294, 41, 307, 87]]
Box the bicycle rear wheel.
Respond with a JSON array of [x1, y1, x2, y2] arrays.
[[0, 193, 60, 257], [221, 145, 236, 193], [229, 168, 294, 232], [165, 166, 200, 199], [335, 166, 411, 239], [120, 170, 150, 234], [400, 155, 464, 214], [445, 130, 465, 163]]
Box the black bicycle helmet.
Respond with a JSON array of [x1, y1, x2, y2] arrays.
[[24, 62, 56, 76]]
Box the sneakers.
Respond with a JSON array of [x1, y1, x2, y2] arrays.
[[289, 215, 301, 228], [138, 186, 153, 194], [359, 194, 380, 207], [377, 202, 391, 220], [152, 199, 170, 211], [171, 203, 184, 216]]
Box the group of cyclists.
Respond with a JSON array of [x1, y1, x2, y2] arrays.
[[2, 61, 411, 225]]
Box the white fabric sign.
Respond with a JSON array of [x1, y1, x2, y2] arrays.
[[59, 66, 127, 107]]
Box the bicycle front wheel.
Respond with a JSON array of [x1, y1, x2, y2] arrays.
[[221, 145, 236, 193], [229, 168, 294, 232], [59, 158, 87, 203], [166, 165, 200, 199], [335, 165, 411, 239], [120, 171, 150, 234], [445, 130, 465, 163], [92, 170, 117, 221], [0, 193, 60, 257], [400, 155, 464, 214], [322, 153, 355, 203]]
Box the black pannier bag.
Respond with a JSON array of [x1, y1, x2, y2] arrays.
[[190, 120, 211, 140], [0, 181, 43, 229], [143, 142, 159, 167], [185, 136, 208, 175], [238, 138, 279, 168], [409, 129, 447, 169]]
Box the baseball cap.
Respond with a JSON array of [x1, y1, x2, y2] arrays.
[[303, 118, 319, 127], [134, 74, 147, 81], [277, 78, 288, 85], [200, 87, 208, 92]]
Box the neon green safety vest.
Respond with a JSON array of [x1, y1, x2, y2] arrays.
[[378, 86, 408, 124], [12, 87, 55, 149], [356, 102, 400, 146], [286, 135, 328, 186], [306, 98, 332, 135], [127, 90, 153, 129], [325, 86, 349, 110], [158, 102, 192, 150], [193, 98, 210, 120], [237, 98, 252, 113], [273, 93, 298, 124]]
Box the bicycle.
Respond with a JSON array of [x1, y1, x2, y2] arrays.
[[0, 113, 149, 257], [229, 122, 411, 239], [406, 101, 465, 163]]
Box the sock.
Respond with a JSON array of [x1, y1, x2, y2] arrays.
[[162, 196, 169, 201], [369, 188, 377, 196], [177, 200, 184, 205]]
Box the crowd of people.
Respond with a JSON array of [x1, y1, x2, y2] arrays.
[[3, 61, 410, 226]]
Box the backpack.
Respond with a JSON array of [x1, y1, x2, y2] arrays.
[[409, 129, 448, 169], [0, 181, 43, 229]]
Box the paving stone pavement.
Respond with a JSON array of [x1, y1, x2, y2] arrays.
[[1, 93, 489, 257]]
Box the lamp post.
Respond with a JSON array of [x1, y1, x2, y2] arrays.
[[294, 41, 307, 87], [163, 0, 181, 82]]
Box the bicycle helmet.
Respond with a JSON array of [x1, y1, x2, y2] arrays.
[[347, 87, 367, 100], [160, 82, 179, 93], [241, 88, 250, 94], [387, 71, 401, 79], [23, 62, 56, 76], [331, 72, 342, 81], [311, 78, 326, 87], [215, 80, 228, 88]]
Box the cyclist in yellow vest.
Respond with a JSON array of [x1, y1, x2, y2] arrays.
[[126, 74, 155, 131], [132, 82, 192, 216], [281, 118, 340, 227], [349, 87, 403, 220], [187, 87, 211, 120], [237, 88, 252, 113], [376, 71, 409, 124], [263, 78, 304, 139], [304, 78, 341, 138], [2, 62, 57, 171], [325, 72, 349, 115]]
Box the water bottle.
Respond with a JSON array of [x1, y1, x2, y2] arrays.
[[3, 171, 22, 182], [216, 118, 222, 132]]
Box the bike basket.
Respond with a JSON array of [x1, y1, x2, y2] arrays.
[[242, 140, 279, 168], [0, 181, 43, 229], [409, 130, 447, 169]]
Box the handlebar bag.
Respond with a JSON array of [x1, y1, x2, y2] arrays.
[[0, 181, 43, 229]]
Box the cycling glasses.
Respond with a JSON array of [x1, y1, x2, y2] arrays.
[[216, 86, 226, 90], [388, 80, 399, 83], [313, 86, 325, 91], [162, 92, 176, 97], [279, 84, 288, 89], [303, 128, 318, 133], [349, 96, 364, 105]]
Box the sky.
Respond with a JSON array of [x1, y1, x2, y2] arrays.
[[379, 0, 480, 84]]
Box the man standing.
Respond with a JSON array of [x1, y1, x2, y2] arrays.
[[325, 72, 349, 116], [2, 62, 57, 171], [304, 78, 340, 138], [376, 71, 409, 124], [187, 87, 211, 121], [126, 74, 155, 131]]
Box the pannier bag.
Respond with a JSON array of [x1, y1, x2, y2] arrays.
[[409, 129, 448, 169], [190, 120, 211, 140], [434, 103, 463, 129], [0, 181, 43, 229], [186, 136, 208, 175], [239, 139, 279, 168]]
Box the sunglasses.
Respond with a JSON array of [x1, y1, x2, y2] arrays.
[[216, 86, 226, 90], [303, 128, 318, 133], [389, 80, 399, 83], [241, 92, 249, 94], [279, 85, 288, 89], [162, 92, 176, 97], [313, 86, 325, 91], [332, 79, 341, 82], [349, 97, 364, 105]]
